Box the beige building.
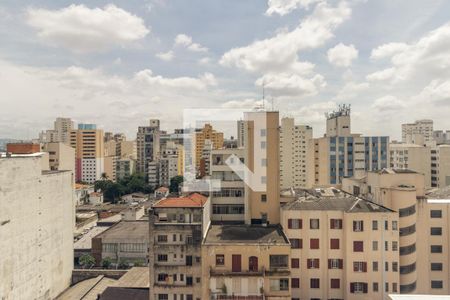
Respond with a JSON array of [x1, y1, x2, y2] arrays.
[[42, 142, 75, 173], [210, 147, 245, 223], [116, 158, 136, 180], [343, 169, 450, 295], [194, 124, 224, 169], [148, 193, 210, 300], [0, 153, 74, 300], [280, 117, 314, 189], [402, 119, 434, 143], [281, 187, 399, 300], [390, 143, 432, 188], [136, 119, 160, 175], [243, 111, 281, 225], [431, 145, 450, 188], [54, 117, 75, 144], [202, 225, 291, 300], [70, 124, 104, 183]]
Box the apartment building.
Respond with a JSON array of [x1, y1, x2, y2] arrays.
[[433, 130, 450, 145], [390, 143, 432, 188], [136, 119, 160, 175], [210, 147, 245, 223], [237, 120, 245, 147], [243, 111, 281, 225], [402, 119, 434, 143], [202, 225, 291, 300], [343, 168, 450, 295], [314, 105, 389, 185], [148, 193, 210, 300], [0, 153, 74, 299], [281, 187, 399, 300], [116, 158, 136, 181], [194, 123, 224, 169], [92, 220, 149, 267], [431, 145, 450, 188], [69, 124, 104, 183], [279, 117, 314, 189]]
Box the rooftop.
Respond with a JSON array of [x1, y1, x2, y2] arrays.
[[282, 188, 394, 213], [74, 226, 109, 250], [426, 185, 450, 199], [95, 221, 148, 241], [98, 287, 148, 300], [371, 168, 418, 175], [153, 193, 207, 208], [204, 225, 290, 245]]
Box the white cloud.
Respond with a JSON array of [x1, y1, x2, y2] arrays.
[[265, 0, 323, 16], [174, 34, 208, 52], [290, 101, 337, 124], [220, 1, 351, 74], [156, 50, 174, 61], [221, 99, 263, 109], [371, 95, 406, 112], [327, 43, 358, 67], [370, 42, 408, 60], [255, 72, 326, 97], [416, 79, 450, 105], [26, 4, 150, 53], [198, 57, 211, 65], [367, 22, 450, 83], [334, 81, 369, 100]]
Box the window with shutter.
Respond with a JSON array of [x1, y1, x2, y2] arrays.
[[331, 279, 340, 289], [291, 258, 300, 268], [353, 241, 364, 252], [330, 238, 339, 249], [291, 278, 300, 288], [310, 238, 319, 249]]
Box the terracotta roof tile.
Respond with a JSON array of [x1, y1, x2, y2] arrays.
[[153, 193, 207, 208]]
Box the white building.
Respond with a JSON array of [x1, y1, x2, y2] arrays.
[[280, 117, 314, 189], [0, 153, 74, 299], [402, 120, 434, 143]]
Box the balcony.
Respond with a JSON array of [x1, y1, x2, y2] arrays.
[[210, 266, 264, 277]]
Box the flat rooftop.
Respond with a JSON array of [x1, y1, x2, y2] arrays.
[[204, 225, 289, 245], [95, 221, 148, 241], [427, 186, 450, 199], [74, 226, 109, 249], [282, 188, 393, 213], [371, 168, 418, 174]]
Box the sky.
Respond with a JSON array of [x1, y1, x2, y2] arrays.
[[1, 0, 450, 140]]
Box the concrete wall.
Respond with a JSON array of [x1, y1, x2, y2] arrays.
[[0, 156, 74, 300]]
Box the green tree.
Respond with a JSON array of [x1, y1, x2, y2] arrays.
[[169, 175, 184, 193], [79, 254, 95, 269], [118, 261, 129, 269], [103, 182, 124, 204], [101, 257, 112, 269]]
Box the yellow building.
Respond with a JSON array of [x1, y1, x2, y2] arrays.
[[281, 187, 399, 299], [194, 124, 224, 169], [202, 225, 291, 300]]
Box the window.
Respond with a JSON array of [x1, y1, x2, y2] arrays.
[[431, 263, 443, 271], [392, 221, 398, 230], [372, 241, 378, 251], [353, 220, 364, 232], [392, 241, 398, 251], [307, 258, 320, 269], [261, 141, 266, 149], [261, 176, 267, 184], [288, 218, 302, 229], [261, 158, 267, 166], [385, 262, 389, 271], [310, 238, 319, 249], [290, 238, 302, 249], [384, 220, 388, 230], [270, 279, 289, 291], [310, 278, 320, 289], [372, 220, 378, 230], [431, 227, 442, 235], [157, 254, 168, 262], [291, 258, 300, 268], [331, 279, 340, 289], [158, 295, 168, 300], [330, 218, 343, 229], [431, 245, 443, 253], [216, 255, 224, 265], [373, 261, 378, 272], [385, 241, 389, 251], [310, 219, 319, 229], [385, 282, 389, 292], [373, 282, 379, 292], [393, 262, 398, 272], [260, 129, 266, 137], [261, 194, 267, 202], [270, 255, 288, 268], [431, 281, 443, 289], [173, 234, 177, 242], [353, 261, 367, 272], [330, 238, 340, 249], [328, 259, 343, 269], [431, 210, 442, 218], [353, 241, 364, 252], [393, 283, 398, 292], [350, 282, 368, 293], [157, 235, 168, 242], [291, 278, 300, 288]]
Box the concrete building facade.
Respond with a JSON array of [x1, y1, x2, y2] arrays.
[[148, 193, 210, 300], [279, 117, 314, 189], [0, 154, 74, 300], [402, 119, 434, 143], [136, 119, 160, 176], [194, 124, 224, 169]]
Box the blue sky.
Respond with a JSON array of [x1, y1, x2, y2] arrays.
[[1, 0, 450, 139]]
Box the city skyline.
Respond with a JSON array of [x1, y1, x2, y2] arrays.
[[1, 0, 450, 140]]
